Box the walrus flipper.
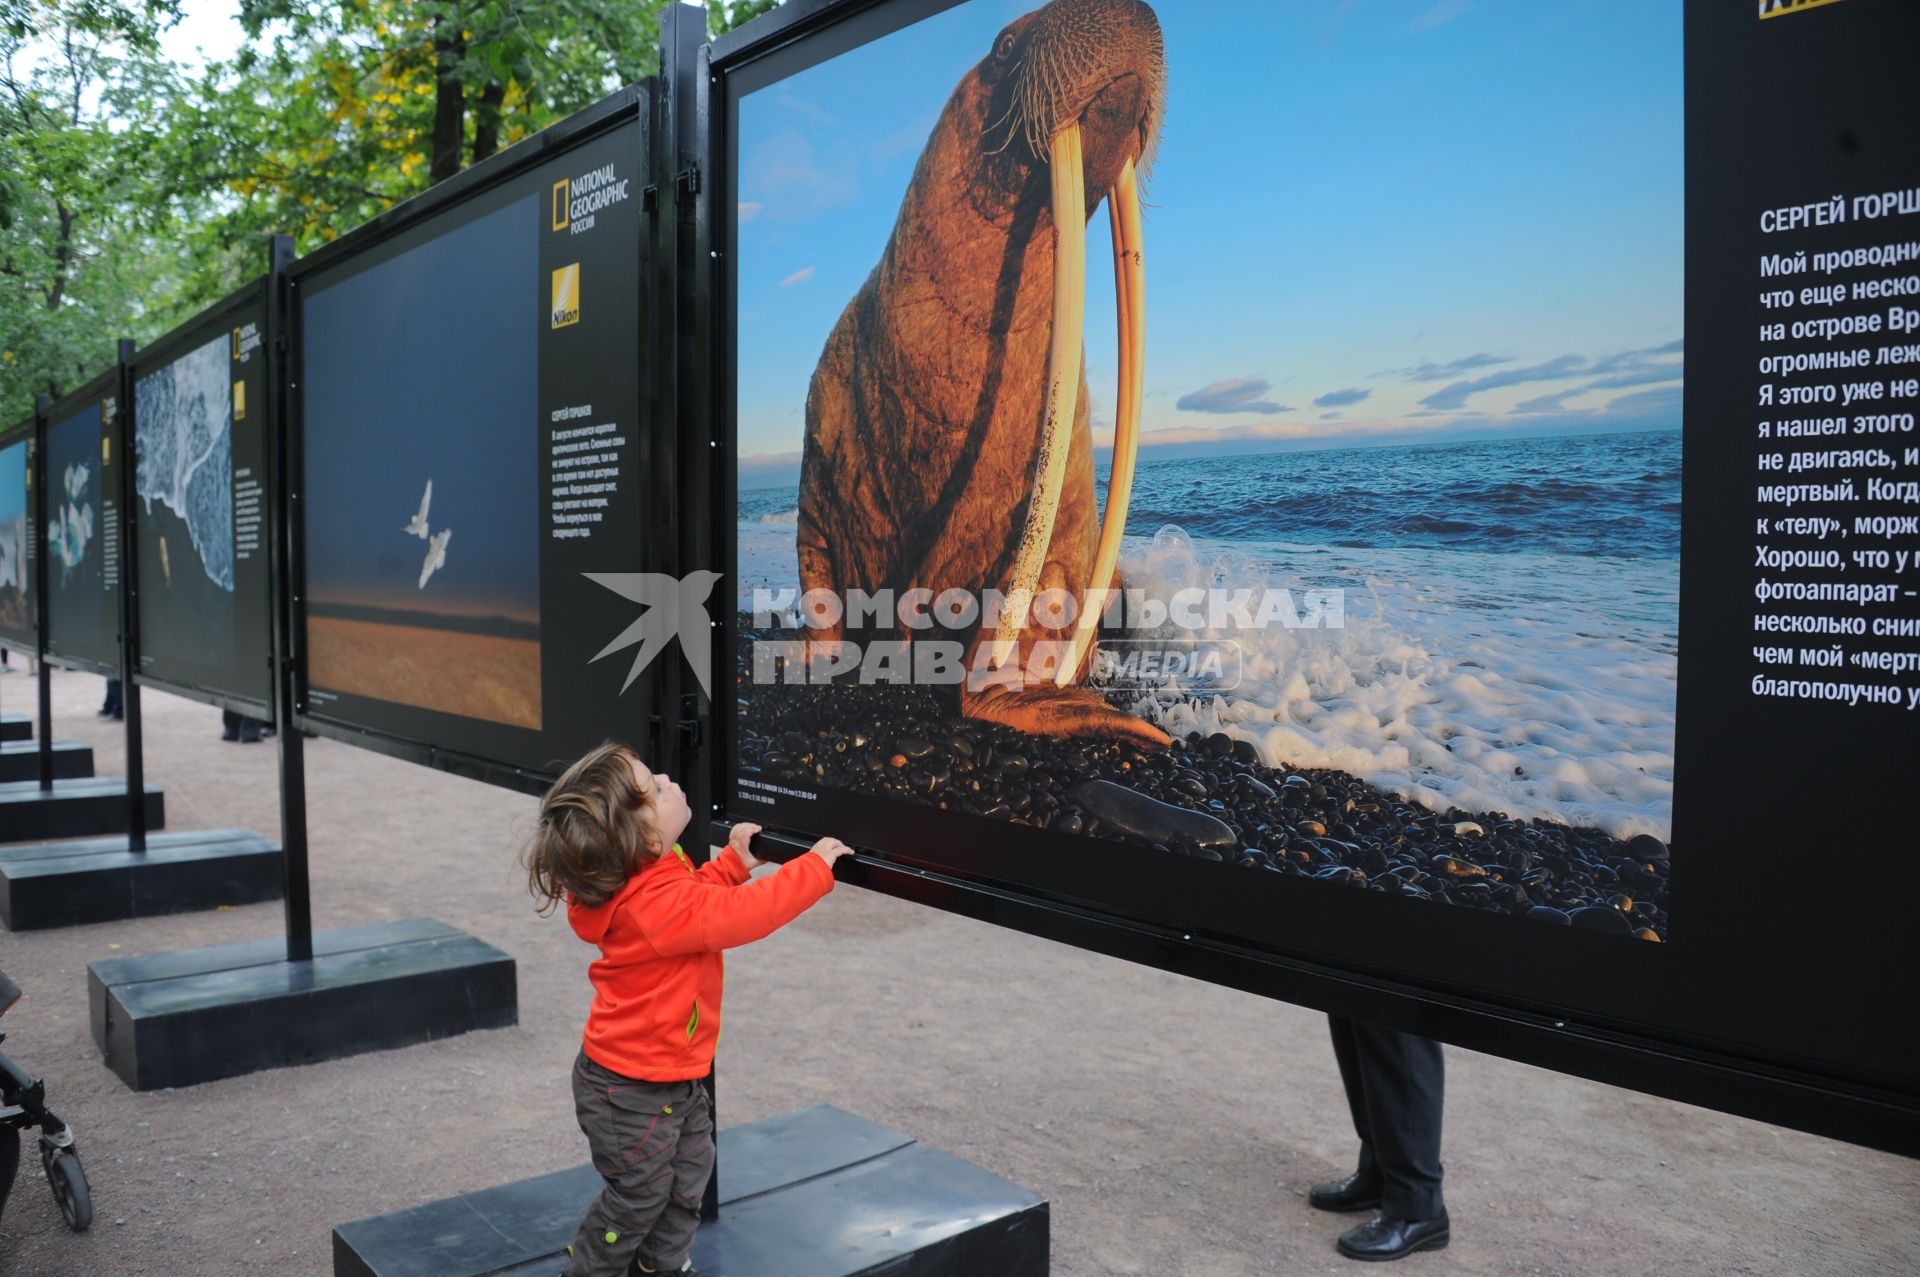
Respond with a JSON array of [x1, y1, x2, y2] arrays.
[[961, 676, 1170, 750]]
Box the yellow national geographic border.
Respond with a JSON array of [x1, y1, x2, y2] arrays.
[[1759, 0, 1845, 19]]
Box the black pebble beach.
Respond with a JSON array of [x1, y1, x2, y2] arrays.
[[736, 621, 1669, 941]]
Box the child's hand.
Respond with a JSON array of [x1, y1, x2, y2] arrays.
[[728, 822, 764, 870], [808, 837, 854, 869]]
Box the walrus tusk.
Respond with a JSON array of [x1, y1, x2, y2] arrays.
[[992, 122, 1087, 667], [1058, 153, 1144, 685]]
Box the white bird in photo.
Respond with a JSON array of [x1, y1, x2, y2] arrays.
[[418, 527, 451, 589], [403, 479, 432, 539]]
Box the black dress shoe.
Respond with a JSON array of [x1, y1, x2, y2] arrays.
[[1309, 1170, 1383, 1213], [1336, 1211, 1450, 1262]]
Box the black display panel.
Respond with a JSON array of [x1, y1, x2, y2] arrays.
[[129, 287, 275, 712], [710, 0, 1919, 1140], [293, 96, 655, 785], [0, 419, 32, 650], [42, 372, 122, 674]]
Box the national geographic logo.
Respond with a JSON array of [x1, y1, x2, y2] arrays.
[[552, 263, 581, 329], [549, 162, 631, 236], [230, 322, 261, 365], [1758, 0, 1844, 18]]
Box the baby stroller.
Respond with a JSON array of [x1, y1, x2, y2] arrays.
[[0, 969, 91, 1231]]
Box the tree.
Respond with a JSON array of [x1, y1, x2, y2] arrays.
[[166, 0, 780, 270], [1, 0, 190, 414], [3, 0, 784, 421]]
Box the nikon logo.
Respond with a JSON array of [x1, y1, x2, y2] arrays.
[[552, 263, 581, 329], [1758, 0, 1844, 18], [233, 380, 246, 421]]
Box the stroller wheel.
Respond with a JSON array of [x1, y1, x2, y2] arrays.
[[40, 1143, 91, 1232]]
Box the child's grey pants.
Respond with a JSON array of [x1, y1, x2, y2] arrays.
[[562, 1050, 713, 1277]]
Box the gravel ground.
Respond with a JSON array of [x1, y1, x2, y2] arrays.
[[0, 665, 1915, 1277]]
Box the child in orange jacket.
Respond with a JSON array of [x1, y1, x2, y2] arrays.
[[526, 741, 851, 1277]]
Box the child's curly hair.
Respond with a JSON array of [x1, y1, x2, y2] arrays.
[[524, 741, 663, 913]]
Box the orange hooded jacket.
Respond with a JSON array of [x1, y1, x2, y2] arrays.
[[568, 843, 835, 1082]]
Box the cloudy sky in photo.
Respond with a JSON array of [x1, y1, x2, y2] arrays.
[[734, 0, 1682, 483]]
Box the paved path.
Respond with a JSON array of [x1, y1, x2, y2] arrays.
[[0, 666, 1914, 1275]]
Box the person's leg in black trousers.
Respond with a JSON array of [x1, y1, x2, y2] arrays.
[[1314, 1015, 1449, 1261]]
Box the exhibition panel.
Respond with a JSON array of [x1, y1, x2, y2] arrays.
[[290, 89, 659, 789], [42, 369, 124, 675], [127, 280, 276, 714], [702, 0, 1920, 1151], [0, 418, 33, 650]]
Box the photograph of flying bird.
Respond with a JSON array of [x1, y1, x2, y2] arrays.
[[419, 527, 451, 589], [404, 479, 432, 539]]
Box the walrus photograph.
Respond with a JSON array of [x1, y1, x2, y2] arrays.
[[730, 0, 1681, 942]]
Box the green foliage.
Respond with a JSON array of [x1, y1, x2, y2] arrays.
[[1, 0, 782, 422], [2, 1, 190, 414]]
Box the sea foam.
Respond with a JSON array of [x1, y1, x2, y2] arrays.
[[735, 518, 1677, 840]]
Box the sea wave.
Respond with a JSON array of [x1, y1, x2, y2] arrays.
[[742, 428, 1682, 561], [734, 518, 1676, 840]]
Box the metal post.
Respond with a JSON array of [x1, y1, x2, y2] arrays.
[[263, 234, 313, 963], [660, 0, 721, 1224], [116, 338, 148, 853], [32, 396, 52, 792]]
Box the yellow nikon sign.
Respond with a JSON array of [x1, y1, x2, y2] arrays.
[[552, 263, 581, 329], [1758, 0, 1844, 18]]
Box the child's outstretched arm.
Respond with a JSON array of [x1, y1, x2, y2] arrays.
[[637, 837, 854, 955], [695, 822, 765, 885]]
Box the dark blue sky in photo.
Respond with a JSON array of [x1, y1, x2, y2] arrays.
[[303, 196, 540, 620]]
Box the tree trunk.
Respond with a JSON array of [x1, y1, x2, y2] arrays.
[[46, 201, 73, 311], [471, 80, 507, 164], [430, 28, 468, 184]]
